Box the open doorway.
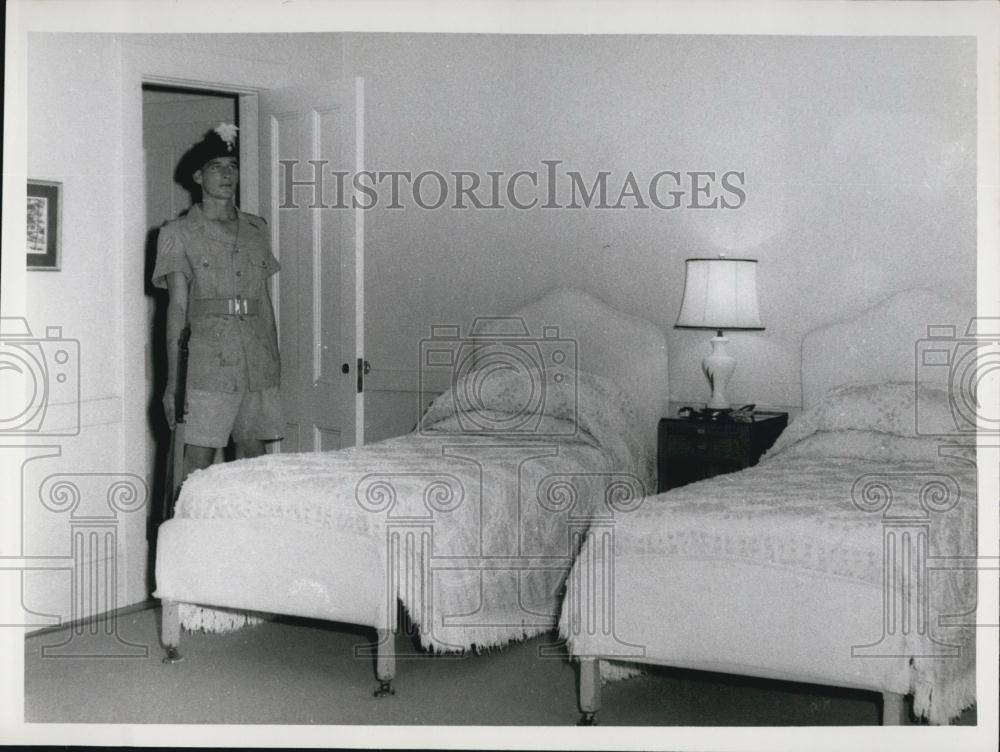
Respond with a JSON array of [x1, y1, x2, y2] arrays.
[[141, 84, 239, 535]]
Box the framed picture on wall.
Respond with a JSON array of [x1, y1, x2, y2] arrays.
[[27, 179, 62, 271]]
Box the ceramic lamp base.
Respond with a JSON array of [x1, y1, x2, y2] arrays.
[[703, 334, 736, 410]]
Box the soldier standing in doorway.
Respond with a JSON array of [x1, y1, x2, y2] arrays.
[[152, 123, 283, 484]]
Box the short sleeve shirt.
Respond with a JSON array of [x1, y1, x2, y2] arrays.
[[152, 204, 281, 393]]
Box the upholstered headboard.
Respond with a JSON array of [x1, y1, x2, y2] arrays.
[[800, 288, 973, 409], [473, 287, 669, 457]]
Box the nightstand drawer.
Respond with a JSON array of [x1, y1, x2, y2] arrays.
[[663, 431, 746, 462], [657, 411, 788, 492]]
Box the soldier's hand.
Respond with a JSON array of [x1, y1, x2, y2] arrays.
[[163, 390, 176, 430]]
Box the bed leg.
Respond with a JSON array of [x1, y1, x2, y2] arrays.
[[373, 628, 395, 697], [160, 600, 184, 664], [881, 692, 910, 725], [577, 658, 601, 726]]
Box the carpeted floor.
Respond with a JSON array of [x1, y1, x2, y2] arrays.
[[24, 606, 975, 726]]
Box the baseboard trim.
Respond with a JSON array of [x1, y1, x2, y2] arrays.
[[24, 598, 158, 639]]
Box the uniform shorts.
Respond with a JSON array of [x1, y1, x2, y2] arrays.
[[184, 386, 284, 448]]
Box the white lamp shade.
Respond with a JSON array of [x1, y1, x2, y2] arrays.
[[675, 257, 764, 331]]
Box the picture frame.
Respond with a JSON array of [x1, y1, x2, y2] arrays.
[[27, 179, 62, 271]]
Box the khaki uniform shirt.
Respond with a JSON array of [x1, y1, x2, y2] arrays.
[[152, 204, 281, 393]]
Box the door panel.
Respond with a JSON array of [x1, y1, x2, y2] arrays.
[[260, 81, 363, 452]]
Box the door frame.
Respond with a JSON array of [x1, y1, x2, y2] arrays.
[[122, 45, 366, 496], [120, 42, 298, 603]]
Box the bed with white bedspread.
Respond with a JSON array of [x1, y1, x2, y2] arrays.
[[560, 288, 979, 725], [155, 287, 668, 691]]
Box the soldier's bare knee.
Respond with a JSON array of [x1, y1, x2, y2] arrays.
[[235, 439, 265, 459], [184, 444, 216, 470]]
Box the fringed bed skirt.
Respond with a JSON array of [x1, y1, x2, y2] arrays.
[[179, 603, 273, 633]]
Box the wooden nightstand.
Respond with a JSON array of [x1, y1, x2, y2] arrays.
[[657, 410, 788, 492]]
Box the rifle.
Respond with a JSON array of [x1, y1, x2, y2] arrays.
[[162, 324, 191, 522]]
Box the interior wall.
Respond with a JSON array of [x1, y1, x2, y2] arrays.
[[22, 34, 131, 625], [348, 34, 976, 437]]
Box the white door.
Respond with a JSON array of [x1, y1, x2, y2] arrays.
[[259, 81, 364, 452]]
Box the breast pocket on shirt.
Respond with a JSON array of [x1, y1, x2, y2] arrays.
[[236, 255, 268, 295], [191, 255, 233, 299]]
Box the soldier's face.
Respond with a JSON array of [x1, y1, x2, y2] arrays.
[[194, 157, 239, 200]]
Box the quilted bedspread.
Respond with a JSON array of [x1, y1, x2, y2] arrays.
[[175, 368, 652, 652], [561, 381, 978, 724]]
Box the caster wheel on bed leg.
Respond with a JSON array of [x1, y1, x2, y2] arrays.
[[162, 646, 184, 664], [578, 711, 598, 726], [374, 680, 395, 698]]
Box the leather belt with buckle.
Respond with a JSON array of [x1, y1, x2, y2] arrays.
[[190, 297, 261, 317]]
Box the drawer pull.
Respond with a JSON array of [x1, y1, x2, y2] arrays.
[[696, 441, 708, 451]]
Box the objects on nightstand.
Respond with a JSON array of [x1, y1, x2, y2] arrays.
[[657, 408, 787, 492], [678, 403, 756, 423], [675, 256, 763, 410]]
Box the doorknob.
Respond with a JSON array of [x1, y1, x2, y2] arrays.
[[355, 358, 372, 394], [343, 360, 372, 375]]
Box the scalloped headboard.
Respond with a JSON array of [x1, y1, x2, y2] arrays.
[[472, 287, 669, 457], [801, 288, 973, 409]]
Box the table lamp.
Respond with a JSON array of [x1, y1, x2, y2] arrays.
[[675, 256, 763, 410]]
